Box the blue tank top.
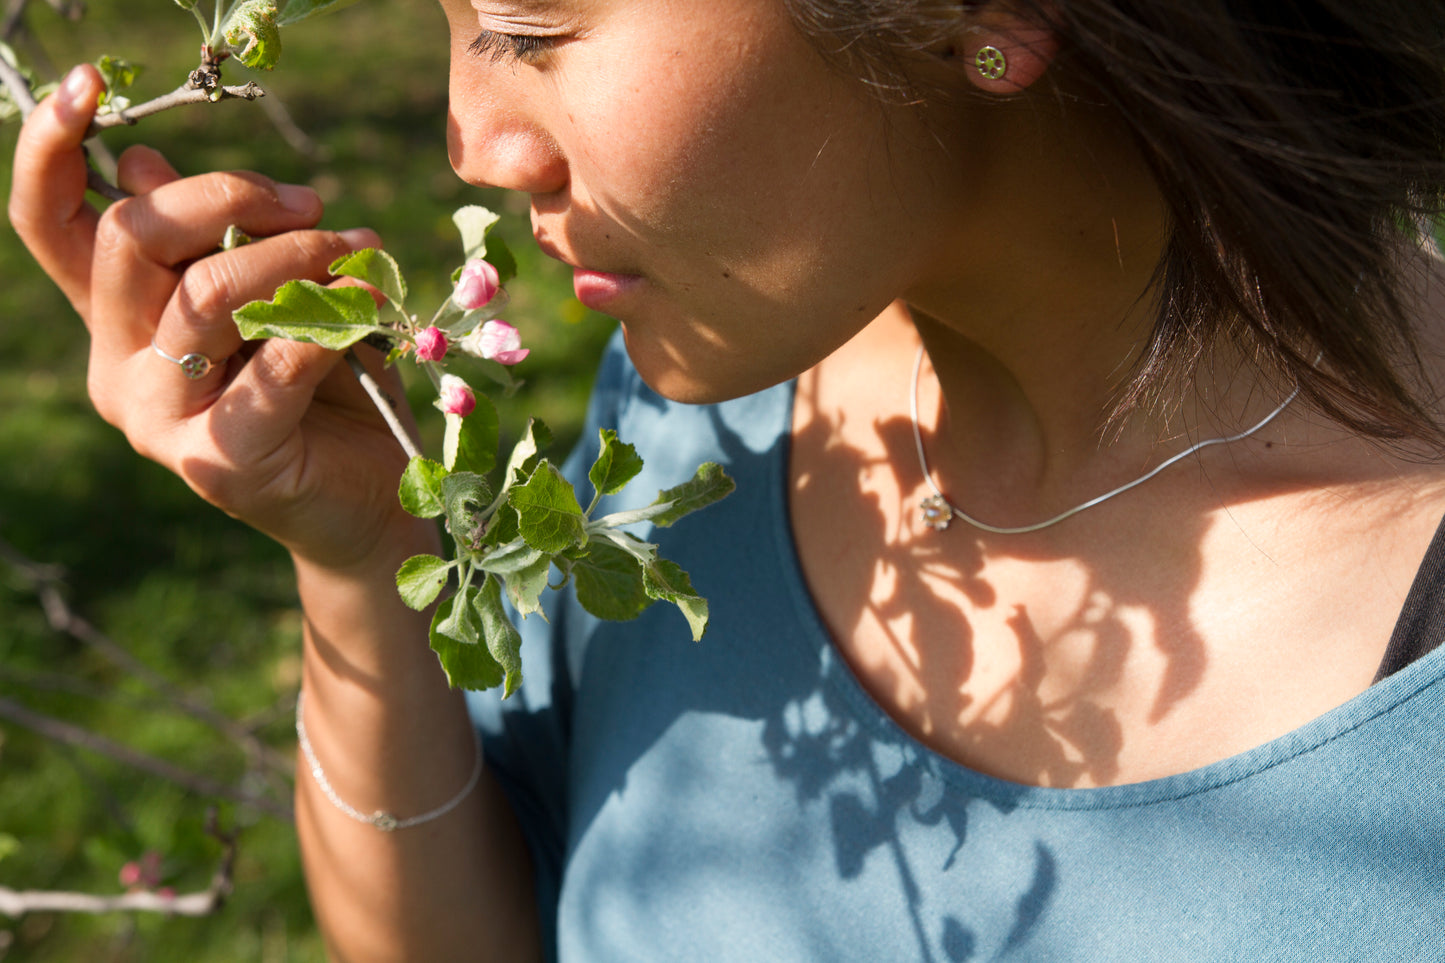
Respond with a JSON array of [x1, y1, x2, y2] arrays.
[[470, 335, 1445, 962]]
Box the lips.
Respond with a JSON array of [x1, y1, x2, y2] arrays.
[[533, 231, 643, 310], [572, 268, 643, 309]]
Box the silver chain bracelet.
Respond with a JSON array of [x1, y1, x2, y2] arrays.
[[295, 689, 483, 832]]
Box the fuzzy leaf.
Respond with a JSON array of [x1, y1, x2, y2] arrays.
[[573, 538, 652, 623], [329, 248, 407, 310], [396, 554, 451, 610], [642, 557, 709, 640], [479, 538, 544, 576], [442, 396, 499, 475], [223, 0, 282, 70], [441, 472, 493, 558], [511, 463, 586, 554], [646, 462, 736, 528], [587, 428, 645, 501], [399, 457, 447, 518], [429, 593, 504, 690], [501, 552, 552, 621], [476, 576, 524, 697], [234, 280, 384, 349]]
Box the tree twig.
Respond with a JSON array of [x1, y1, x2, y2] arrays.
[[0, 810, 238, 919], [88, 80, 264, 135], [0, 695, 293, 821], [346, 349, 423, 460], [0, 535, 295, 786]]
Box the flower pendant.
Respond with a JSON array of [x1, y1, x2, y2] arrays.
[[920, 494, 954, 532]]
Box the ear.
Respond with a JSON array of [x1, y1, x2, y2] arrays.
[[959, 18, 1059, 95]]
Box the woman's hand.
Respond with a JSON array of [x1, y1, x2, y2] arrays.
[[9, 65, 429, 571]]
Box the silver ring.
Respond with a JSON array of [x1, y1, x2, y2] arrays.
[[151, 337, 219, 380]]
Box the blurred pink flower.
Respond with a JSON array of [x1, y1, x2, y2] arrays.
[[414, 325, 449, 362], [453, 259, 500, 310], [438, 374, 476, 417], [465, 320, 530, 366]]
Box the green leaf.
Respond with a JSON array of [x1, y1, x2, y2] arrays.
[[476, 576, 524, 697], [429, 593, 504, 691], [277, 0, 362, 25], [451, 205, 517, 283], [442, 472, 494, 558], [646, 462, 736, 528], [95, 55, 141, 107], [573, 538, 653, 623], [479, 538, 544, 575], [395, 554, 452, 610], [642, 557, 710, 641], [399, 457, 447, 518], [453, 206, 500, 263], [500, 552, 551, 621], [329, 248, 407, 310], [234, 280, 384, 349], [587, 428, 645, 502], [442, 396, 499, 474], [484, 233, 518, 285], [511, 463, 586, 554], [223, 0, 282, 70], [501, 419, 552, 490]]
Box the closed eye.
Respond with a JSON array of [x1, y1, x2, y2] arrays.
[[469, 30, 557, 64]]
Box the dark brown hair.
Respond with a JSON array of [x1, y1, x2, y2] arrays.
[[787, 0, 1445, 445]]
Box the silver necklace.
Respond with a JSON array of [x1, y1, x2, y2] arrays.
[[909, 346, 1300, 534]]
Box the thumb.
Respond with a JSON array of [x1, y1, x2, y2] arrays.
[[9, 64, 106, 317]]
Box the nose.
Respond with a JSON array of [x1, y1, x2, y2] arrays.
[[446, 55, 568, 196]]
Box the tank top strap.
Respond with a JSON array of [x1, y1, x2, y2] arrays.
[[1374, 511, 1445, 681]]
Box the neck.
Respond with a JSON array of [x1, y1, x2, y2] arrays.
[[877, 87, 1319, 529]]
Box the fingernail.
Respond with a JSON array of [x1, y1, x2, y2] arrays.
[[338, 228, 378, 248], [275, 183, 320, 215], [56, 66, 93, 120]]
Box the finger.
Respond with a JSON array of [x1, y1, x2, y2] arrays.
[[146, 228, 382, 405], [8, 64, 105, 316], [95, 168, 323, 274], [116, 144, 182, 196], [84, 172, 326, 346]]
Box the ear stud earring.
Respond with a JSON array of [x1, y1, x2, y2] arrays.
[[974, 45, 1007, 80]]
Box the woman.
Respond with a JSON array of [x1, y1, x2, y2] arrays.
[[10, 0, 1445, 959]]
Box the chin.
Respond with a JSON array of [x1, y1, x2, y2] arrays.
[[619, 325, 789, 407]]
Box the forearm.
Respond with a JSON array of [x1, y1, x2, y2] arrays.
[[292, 521, 540, 962]]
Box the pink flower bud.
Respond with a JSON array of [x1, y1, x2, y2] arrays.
[[119, 862, 143, 888], [438, 374, 476, 417], [453, 259, 500, 310], [414, 325, 449, 362], [466, 320, 530, 366], [157, 887, 176, 900]]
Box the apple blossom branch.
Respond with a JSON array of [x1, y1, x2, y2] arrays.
[[0, 809, 237, 919]]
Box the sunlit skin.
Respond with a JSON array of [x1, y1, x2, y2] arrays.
[[440, 0, 1445, 788]]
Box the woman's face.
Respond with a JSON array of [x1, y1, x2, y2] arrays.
[[439, 0, 981, 402]]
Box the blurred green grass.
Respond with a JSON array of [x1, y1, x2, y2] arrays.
[[0, 1, 614, 958]]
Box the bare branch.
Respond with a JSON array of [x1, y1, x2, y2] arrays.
[[88, 81, 265, 136], [0, 535, 295, 786], [347, 349, 424, 460], [0, 811, 237, 919], [0, 695, 293, 822], [0, 44, 37, 117]]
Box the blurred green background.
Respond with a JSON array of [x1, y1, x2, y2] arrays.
[[0, 1, 614, 958]]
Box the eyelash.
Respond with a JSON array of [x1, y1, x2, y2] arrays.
[[469, 30, 556, 64]]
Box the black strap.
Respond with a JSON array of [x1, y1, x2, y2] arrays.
[[1374, 513, 1445, 682]]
